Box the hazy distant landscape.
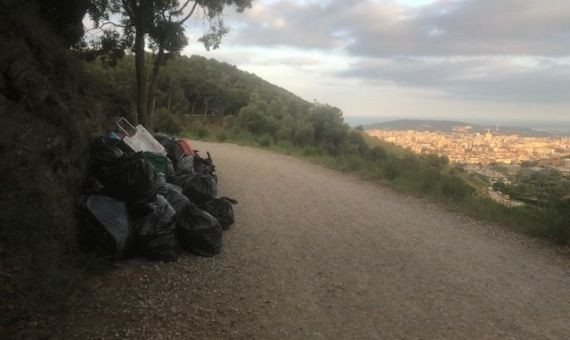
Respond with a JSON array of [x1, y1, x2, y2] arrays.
[[364, 119, 557, 137], [345, 117, 570, 136]]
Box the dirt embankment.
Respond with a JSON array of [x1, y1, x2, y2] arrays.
[[61, 141, 570, 339], [0, 3, 123, 329]]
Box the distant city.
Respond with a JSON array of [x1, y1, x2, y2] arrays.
[[366, 121, 570, 170], [365, 120, 570, 207]]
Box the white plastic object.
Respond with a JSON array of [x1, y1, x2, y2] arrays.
[[116, 117, 167, 156]]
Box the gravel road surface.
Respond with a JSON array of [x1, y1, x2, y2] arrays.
[[63, 141, 569, 339]]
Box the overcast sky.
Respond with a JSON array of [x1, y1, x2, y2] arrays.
[[182, 0, 570, 124]]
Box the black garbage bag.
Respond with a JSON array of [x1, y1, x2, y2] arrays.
[[127, 195, 160, 220], [175, 155, 196, 176], [193, 151, 216, 176], [158, 183, 190, 213], [89, 137, 127, 170], [84, 177, 107, 196], [132, 195, 178, 262], [176, 203, 223, 257], [97, 152, 159, 202], [179, 174, 217, 205], [203, 197, 237, 231], [154, 132, 173, 147], [166, 158, 176, 181], [154, 133, 185, 173], [81, 195, 133, 260], [162, 138, 183, 165], [156, 172, 168, 188], [194, 162, 214, 176]]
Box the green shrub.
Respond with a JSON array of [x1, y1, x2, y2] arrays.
[[346, 130, 369, 154], [217, 131, 228, 141], [292, 122, 315, 147], [259, 134, 272, 147], [367, 146, 387, 162], [309, 104, 348, 152], [302, 146, 323, 157], [152, 108, 183, 135], [195, 126, 210, 138], [401, 154, 421, 173], [424, 154, 444, 168], [382, 161, 400, 180], [420, 167, 442, 193], [440, 175, 472, 200], [550, 198, 570, 244]]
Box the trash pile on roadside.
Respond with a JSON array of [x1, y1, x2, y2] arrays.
[[80, 118, 237, 262]]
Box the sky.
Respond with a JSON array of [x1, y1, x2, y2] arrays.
[[182, 0, 570, 126]]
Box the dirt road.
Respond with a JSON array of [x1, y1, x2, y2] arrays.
[[64, 141, 569, 339]]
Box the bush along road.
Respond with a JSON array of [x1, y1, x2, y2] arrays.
[[62, 141, 570, 339]]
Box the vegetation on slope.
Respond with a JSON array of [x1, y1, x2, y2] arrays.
[[0, 0, 124, 330], [83, 54, 309, 124]]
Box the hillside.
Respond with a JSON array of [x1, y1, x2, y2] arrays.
[[0, 1, 131, 330], [364, 119, 552, 137], [85, 54, 312, 122]]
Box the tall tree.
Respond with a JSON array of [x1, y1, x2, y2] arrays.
[[146, 1, 194, 121], [88, 0, 156, 125], [88, 0, 252, 126]]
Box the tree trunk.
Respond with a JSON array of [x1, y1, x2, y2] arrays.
[[203, 100, 209, 120], [166, 76, 172, 111], [191, 96, 198, 115], [146, 45, 165, 121], [134, 17, 147, 126]]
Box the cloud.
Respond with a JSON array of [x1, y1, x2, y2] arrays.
[[338, 57, 570, 101], [215, 0, 570, 103], [226, 0, 570, 57], [256, 56, 323, 67], [345, 0, 570, 57], [225, 1, 353, 49], [184, 0, 570, 116]]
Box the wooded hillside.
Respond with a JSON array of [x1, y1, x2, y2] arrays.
[[84, 54, 310, 121]]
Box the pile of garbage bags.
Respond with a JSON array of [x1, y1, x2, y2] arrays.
[[80, 133, 236, 262]]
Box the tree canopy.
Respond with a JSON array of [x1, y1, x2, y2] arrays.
[[86, 0, 252, 126]]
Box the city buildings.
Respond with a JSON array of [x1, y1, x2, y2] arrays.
[[366, 128, 570, 167]]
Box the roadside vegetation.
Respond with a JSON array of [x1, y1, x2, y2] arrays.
[[185, 120, 569, 246], [82, 54, 569, 246]]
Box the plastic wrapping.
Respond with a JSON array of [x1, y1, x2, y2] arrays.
[[180, 174, 217, 205], [132, 195, 178, 261], [81, 195, 133, 260], [159, 183, 191, 213], [97, 152, 159, 202], [203, 197, 237, 231], [176, 203, 223, 257]]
